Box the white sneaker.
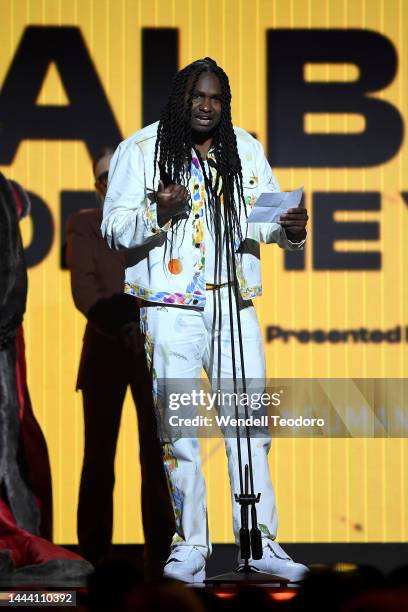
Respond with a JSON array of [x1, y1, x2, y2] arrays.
[[238, 541, 309, 583], [163, 545, 206, 583]]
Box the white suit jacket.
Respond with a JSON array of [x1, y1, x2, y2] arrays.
[[101, 122, 305, 308]]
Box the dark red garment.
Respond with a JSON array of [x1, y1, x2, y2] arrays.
[[2, 178, 52, 539], [0, 498, 82, 568], [15, 325, 53, 541], [0, 176, 92, 581]]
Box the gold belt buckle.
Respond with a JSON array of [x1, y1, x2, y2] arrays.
[[205, 282, 228, 291]]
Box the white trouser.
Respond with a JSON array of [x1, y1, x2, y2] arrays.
[[140, 287, 277, 558]]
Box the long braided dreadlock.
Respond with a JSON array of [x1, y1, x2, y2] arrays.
[[153, 57, 247, 248]]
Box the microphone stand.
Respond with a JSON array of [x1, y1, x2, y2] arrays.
[[203, 177, 288, 587]]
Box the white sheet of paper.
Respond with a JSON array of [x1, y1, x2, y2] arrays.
[[247, 186, 304, 223]]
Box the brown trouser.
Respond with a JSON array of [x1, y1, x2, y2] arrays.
[[77, 329, 174, 576]]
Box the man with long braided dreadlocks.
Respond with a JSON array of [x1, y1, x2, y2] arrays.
[[102, 58, 309, 583]]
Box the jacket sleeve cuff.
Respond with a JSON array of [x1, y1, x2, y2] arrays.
[[143, 202, 171, 236]]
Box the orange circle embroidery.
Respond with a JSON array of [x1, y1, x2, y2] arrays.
[[168, 258, 183, 274]]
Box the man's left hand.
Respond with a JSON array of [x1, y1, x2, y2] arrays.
[[279, 207, 308, 242]]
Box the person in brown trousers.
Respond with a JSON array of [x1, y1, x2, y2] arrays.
[[66, 148, 174, 577]]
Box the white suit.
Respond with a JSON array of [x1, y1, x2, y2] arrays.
[[101, 122, 305, 557]]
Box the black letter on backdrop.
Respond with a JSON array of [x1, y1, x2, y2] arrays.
[[142, 28, 179, 126], [24, 192, 54, 268], [0, 26, 122, 164], [313, 192, 381, 270], [267, 29, 403, 167]]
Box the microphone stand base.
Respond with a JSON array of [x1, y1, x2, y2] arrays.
[[204, 567, 290, 586]]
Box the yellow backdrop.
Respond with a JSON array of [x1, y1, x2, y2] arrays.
[[0, 0, 407, 544]]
